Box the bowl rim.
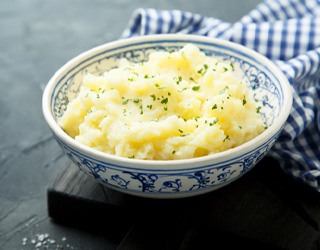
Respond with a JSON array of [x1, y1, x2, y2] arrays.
[[42, 34, 293, 169]]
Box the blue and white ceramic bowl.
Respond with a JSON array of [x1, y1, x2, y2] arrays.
[[42, 34, 292, 198]]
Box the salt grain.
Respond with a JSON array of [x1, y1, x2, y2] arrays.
[[22, 237, 27, 245], [35, 242, 42, 248], [22, 233, 74, 249]]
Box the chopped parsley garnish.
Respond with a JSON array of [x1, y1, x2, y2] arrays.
[[242, 96, 247, 105], [161, 97, 168, 104], [212, 104, 218, 110], [139, 105, 143, 114], [209, 118, 219, 126], [122, 99, 129, 105], [256, 106, 262, 113], [197, 64, 208, 76], [230, 62, 235, 71], [223, 135, 230, 142], [192, 86, 200, 91], [219, 86, 229, 94], [175, 76, 183, 84], [150, 94, 156, 101]]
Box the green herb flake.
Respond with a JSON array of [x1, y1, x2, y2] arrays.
[[242, 96, 247, 105], [256, 106, 262, 113], [175, 76, 183, 85], [223, 135, 230, 142], [209, 118, 219, 126], [161, 97, 168, 104], [192, 86, 200, 91], [150, 94, 156, 101], [230, 62, 235, 71], [197, 64, 208, 76], [219, 86, 229, 94], [212, 104, 218, 110], [122, 99, 129, 105]]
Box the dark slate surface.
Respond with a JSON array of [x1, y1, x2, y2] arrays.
[[47, 157, 320, 250], [5, 0, 320, 250]]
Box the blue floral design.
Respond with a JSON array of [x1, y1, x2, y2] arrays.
[[123, 172, 158, 192], [110, 174, 130, 188], [189, 170, 212, 190], [159, 179, 182, 192]]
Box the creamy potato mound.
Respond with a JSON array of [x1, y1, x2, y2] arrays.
[[59, 44, 265, 160]]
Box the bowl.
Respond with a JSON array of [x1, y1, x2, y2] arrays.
[[42, 34, 292, 199]]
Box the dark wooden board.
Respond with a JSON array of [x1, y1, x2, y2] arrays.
[[47, 157, 320, 250]]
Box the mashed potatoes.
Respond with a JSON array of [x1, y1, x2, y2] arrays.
[[59, 44, 265, 160]]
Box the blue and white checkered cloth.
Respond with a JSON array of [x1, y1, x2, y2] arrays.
[[122, 0, 320, 191]]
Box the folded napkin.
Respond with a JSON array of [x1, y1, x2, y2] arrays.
[[122, 0, 320, 191]]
